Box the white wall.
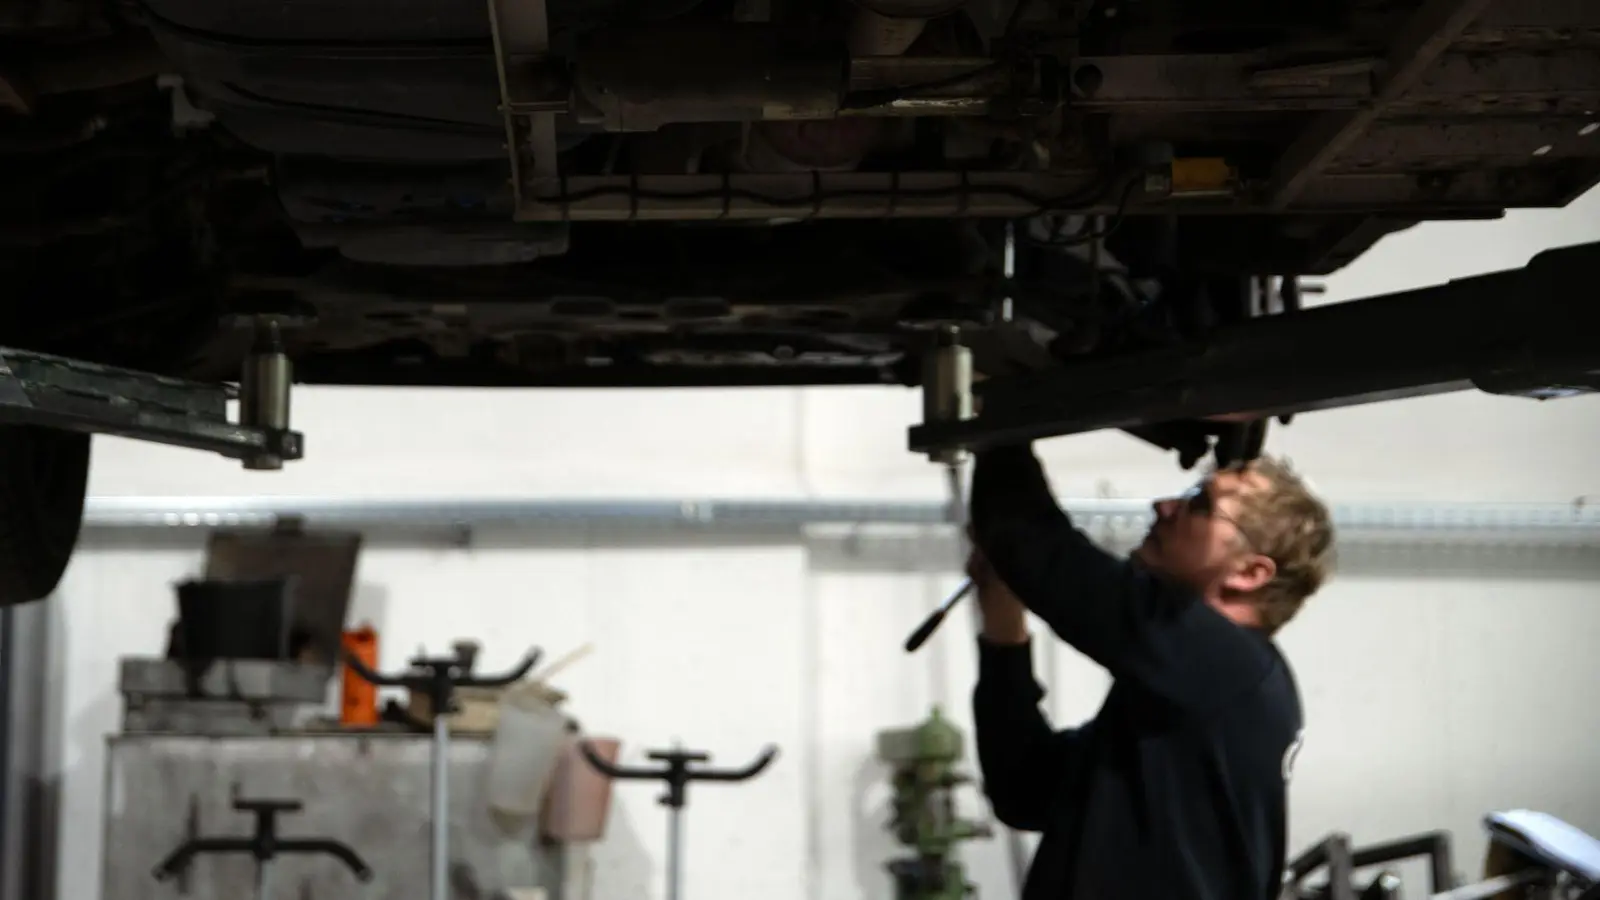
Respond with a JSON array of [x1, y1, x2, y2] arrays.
[[44, 188, 1600, 900]]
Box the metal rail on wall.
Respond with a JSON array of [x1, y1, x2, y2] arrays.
[[79, 496, 1600, 543]]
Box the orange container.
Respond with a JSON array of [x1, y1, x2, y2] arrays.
[[339, 626, 380, 727]]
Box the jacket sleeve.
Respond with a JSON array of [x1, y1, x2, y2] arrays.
[[972, 637, 1092, 832], [969, 444, 1274, 716]]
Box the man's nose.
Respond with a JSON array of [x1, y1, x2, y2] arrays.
[[1153, 497, 1180, 519]]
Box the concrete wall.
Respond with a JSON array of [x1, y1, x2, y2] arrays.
[[42, 187, 1600, 900]]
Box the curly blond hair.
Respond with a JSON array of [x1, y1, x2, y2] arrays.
[[1221, 456, 1336, 634]]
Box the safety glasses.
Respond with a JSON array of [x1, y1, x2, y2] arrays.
[[1175, 482, 1261, 551]]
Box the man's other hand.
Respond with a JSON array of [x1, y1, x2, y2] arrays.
[[968, 546, 1030, 646]]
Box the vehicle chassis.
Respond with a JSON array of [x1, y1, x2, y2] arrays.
[[0, 238, 1593, 608], [1, 240, 1594, 473]]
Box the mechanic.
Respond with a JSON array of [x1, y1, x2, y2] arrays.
[[967, 442, 1334, 900]]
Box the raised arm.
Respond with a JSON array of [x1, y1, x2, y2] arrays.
[[970, 564, 1091, 831], [967, 444, 1272, 714], [973, 638, 1093, 831]]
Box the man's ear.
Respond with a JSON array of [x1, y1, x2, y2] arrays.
[[1222, 553, 1276, 595]]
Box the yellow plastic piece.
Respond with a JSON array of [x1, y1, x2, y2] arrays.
[[1171, 157, 1237, 196]]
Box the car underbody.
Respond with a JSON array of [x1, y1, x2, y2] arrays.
[[0, 0, 1598, 602]]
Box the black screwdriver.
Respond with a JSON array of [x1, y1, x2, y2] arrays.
[[903, 578, 975, 653]]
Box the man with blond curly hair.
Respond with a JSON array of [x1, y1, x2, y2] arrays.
[[967, 442, 1334, 900]]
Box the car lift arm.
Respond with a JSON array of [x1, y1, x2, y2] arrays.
[[0, 325, 301, 469], [909, 240, 1600, 455]]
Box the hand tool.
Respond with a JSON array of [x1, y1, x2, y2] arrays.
[[903, 579, 974, 653]]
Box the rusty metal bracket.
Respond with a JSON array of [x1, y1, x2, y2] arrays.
[[1266, 0, 1501, 209], [1065, 49, 1600, 116], [1068, 53, 1376, 113], [486, 0, 560, 214]]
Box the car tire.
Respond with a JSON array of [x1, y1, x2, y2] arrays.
[[0, 425, 90, 606]]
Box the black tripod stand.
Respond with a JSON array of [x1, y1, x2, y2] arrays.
[[579, 741, 777, 900]]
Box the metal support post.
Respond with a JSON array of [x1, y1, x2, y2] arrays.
[[902, 321, 978, 654], [342, 645, 542, 900], [0, 608, 11, 900], [578, 741, 778, 900], [238, 321, 294, 472], [431, 711, 449, 897], [920, 326, 974, 467], [0, 599, 49, 900]]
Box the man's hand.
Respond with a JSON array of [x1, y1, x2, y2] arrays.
[[968, 545, 1030, 645]]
